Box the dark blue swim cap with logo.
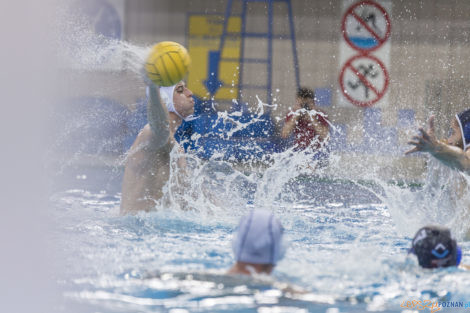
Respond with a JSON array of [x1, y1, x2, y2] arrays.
[[409, 226, 461, 269], [456, 109, 470, 150]]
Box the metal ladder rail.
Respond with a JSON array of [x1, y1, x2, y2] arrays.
[[217, 0, 300, 106]]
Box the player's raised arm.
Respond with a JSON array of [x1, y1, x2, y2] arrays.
[[406, 114, 470, 173], [120, 41, 191, 215], [145, 84, 170, 149]]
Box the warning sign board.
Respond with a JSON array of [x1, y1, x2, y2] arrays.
[[338, 0, 392, 108], [341, 0, 391, 53], [339, 54, 389, 107]]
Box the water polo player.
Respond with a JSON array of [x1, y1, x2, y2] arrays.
[[120, 81, 196, 214], [406, 109, 470, 172], [409, 225, 469, 270], [406, 109, 470, 239], [228, 209, 286, 275]]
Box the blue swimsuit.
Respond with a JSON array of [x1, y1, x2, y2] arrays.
[[174, 120, 198, 153]]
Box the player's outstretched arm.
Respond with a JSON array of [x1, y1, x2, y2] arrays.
[[406, 116, 470, 173], [146, 84, 170, 148], [428, 143, 470, 173]]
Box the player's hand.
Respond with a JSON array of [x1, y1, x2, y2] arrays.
[[406, 115, 439, 155], [140, 66, 156, 86]]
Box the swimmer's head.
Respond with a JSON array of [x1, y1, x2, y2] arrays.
[[296, 87, 315, 110], [409, 225, 461, 269], [159, 81, 194, 120], [453, 109, 470, 150], [232, 209, 285, 269]]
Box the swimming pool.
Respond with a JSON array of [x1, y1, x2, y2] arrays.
[[50, 152, 470, 313]]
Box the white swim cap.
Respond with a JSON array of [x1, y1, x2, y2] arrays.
[[232, 209, 286, 265], [157, 84, 197, 122], [159, 85, 183, 118]]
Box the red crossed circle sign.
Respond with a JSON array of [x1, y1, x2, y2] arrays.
[[339, 54, 389, 107], [341, 0, 391, 53]]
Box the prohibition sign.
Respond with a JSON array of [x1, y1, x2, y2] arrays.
[[339, 54, 389, 107], [341, 0, 391, 53]]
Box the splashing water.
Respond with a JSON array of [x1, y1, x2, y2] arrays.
[[57, 1, 151, 72], [50, 5, 470, 313], [381, 156, 470, 240]]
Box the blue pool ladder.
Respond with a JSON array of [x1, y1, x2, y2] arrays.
[[212, 0, 300, 106]]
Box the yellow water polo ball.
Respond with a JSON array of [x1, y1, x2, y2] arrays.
[[144, 41, 191, 87]]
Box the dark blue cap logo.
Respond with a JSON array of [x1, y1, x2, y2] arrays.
[[431, 243, 449, 259]]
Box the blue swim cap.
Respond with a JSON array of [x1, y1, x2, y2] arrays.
[[410, 226, 460, 269], [456, 246, 462, 266], [456, 109, 470, 150], [232, 210, 285, 265]]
